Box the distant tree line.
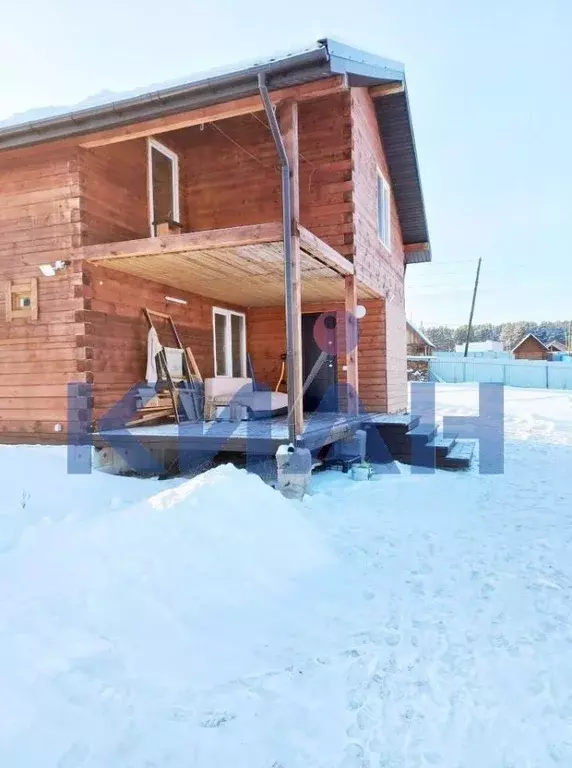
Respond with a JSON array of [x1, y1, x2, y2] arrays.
[[422, 321, 571, 352]]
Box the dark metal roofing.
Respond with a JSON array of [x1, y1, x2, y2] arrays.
[[0, 38, 430, 261], [375, 91, 430, 260]]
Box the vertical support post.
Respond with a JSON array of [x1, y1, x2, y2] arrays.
[[279, 100, 304, 438], [345, 274, 359, 414]]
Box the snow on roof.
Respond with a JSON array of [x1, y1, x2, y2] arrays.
[[454, 340, 504, 353], [546, 339, 567, 352], [0, 42, 321, 130], [511, 333, 549, 352], [407, 321, 435, 347]]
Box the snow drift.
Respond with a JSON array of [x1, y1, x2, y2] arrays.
[[0, 464, 330, 766]]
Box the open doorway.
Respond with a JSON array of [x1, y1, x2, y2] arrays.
[[148, 138, 180, 235]]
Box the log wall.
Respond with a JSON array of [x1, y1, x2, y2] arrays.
[[0, 142, 85, 442], [247, 298, 390, 413], [180, 92, 353, 256], [84, 265, 243, 421], [350, 88, 407, 411], [0, 87, 410, 442], [79, 140, 149, 245]]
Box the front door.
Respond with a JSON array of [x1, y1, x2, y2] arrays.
[[302, 312, 338, 412]]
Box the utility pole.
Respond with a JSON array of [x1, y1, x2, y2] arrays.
[[464, 257, 482, 357]]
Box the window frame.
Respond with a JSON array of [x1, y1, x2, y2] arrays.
[[147, 137, 180, 235], [5, 278, 38, 322], [212, 307, 247, 378], [376, 169, 391, 249]]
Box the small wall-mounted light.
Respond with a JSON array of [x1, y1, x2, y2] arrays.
[[39, 260, 70, 277], [165, 296, 187, 305], [355, 305, 367, 320]]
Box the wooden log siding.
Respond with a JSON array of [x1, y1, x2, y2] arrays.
[[0, 86, 412, 441], [79, 140, 150, 245], [84, 265, 245, 420], [350, 88, 408, 411], [513, 336, 550, 361], [0, 142, 86, 442], [176, 92, 354, 257], [76, 91, 354, 260], [247, 298, 389, 413]]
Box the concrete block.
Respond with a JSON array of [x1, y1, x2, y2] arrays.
[[276, 444, 312, 500]]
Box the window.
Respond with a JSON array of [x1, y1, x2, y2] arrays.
[[5, 278, 38, 321], [148, 138, 180, 234], [377, 171, 391, 248], [213, 308, 247, 377]]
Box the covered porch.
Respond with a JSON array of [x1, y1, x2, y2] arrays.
[[80, 221, 379, 439]]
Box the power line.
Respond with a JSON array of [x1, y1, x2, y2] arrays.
[[209, 121, 271, 168]]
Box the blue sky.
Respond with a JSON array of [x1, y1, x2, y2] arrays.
[[2, 0, 570, 327]]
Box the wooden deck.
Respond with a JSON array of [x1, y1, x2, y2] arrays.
[[94, 411, 415, 455]]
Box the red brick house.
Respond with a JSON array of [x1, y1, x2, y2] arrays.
[[0, 39, 431, 445]]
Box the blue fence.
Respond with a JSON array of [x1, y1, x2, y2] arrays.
[[427, 356, 572, 390]]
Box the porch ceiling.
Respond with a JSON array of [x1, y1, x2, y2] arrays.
[[80, 222, 377, 307]]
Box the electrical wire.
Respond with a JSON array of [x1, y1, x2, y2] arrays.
[[250, 111, 317, 189], [208, 121, 271, 168]]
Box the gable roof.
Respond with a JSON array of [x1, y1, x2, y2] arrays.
[[0, 38, 430, 263], [546, 339, 567, 352], [406, 321, 435, 348], [511, 333, 549, 353]]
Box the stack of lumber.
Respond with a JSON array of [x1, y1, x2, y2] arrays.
[[126, 386, 179, 427]]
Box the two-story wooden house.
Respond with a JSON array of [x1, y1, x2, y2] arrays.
[[0, 39, 431, 450]]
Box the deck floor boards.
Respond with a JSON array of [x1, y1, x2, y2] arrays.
[[95, 411, 415, 453]]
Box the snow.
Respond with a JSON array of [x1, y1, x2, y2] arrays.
[[1, 385, 572, 766], [0, 43, 320, 130]]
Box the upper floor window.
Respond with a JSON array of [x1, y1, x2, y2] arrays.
[[148, 138, 180, 235], [377, 171, 391, 249]]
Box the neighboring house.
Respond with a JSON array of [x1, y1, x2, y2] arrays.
[[546, 339, 567, 353], [512, 334, 549, 361], [0, 39, 431, 444], [454, 340, 504, 355], [406, 321, 435, 356]]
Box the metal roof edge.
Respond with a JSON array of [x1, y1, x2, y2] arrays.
[[0, 44, 330, 149], [0, 37, 432, 263], [320, 38, 405, 83], [401, 83, 432, 258]]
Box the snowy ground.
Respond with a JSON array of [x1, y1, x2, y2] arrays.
[[1, 384, 572, 767]]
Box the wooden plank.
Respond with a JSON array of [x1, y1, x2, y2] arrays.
[[30, 277, 38, 321], [80, 78, 348, 149], [404, 242, 430, 253], [369, 82, 405, 98], [5, 281, 13, 322], [279, 99, 304, 437], [184, 346, 203, 382], [81, 222, 283, 262], [344, 274, 359, 415], [299, 226, 354, 276]]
